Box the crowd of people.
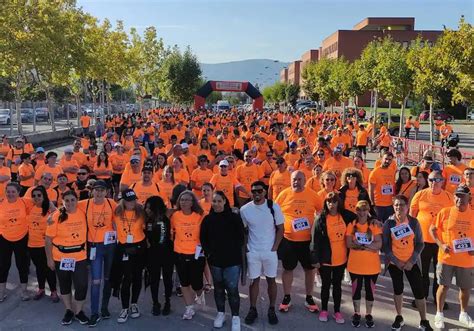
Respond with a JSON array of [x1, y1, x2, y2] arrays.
[[0, 108, 473, 331]]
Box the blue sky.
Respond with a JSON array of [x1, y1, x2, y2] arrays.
[[77, 0, 472, 63]]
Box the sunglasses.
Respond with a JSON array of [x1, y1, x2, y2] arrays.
[[78, 172, 87, 175], [326, 199, 338, 204], [32, 194, 43, 198], [325, 178, 336, 182], [428, 178, 444, 183], [251, 189, 264, 194], [131, 160, 140, 164], [346, 174, 356, 178]]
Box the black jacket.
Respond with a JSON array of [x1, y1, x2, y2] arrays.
[[310, 209, 357, 265], [338, 184, 376, 216], [200, 210, 245, 268], [145, 215, 173, 251]]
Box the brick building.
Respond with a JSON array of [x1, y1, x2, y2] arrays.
[[287, 60, 301, 86], [299, 49, 319, 99]]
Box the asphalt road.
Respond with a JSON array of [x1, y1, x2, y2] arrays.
[[0, 119, 79, 136]]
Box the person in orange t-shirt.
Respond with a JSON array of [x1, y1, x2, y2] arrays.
[[0, 183, 33, 301], [369, 151, 397, 222], [45, 190, 89, 322], [235, 151, 264, 205], [190, 156, 214, 198], [27, 185, 58, 301], [130, 166, 161, 205], [356, 124, 369, 161], [268, 158, 291, 200], [274, 171, 323, 313], [430, 185, 474, 328], [322, 147, 354, 187], [112, 188, 146, 317], [210, 160, 247, 207], [0, 154, 11, 200], [170, 191, 205, 319], [60, 147, 80, 183], [410, 171, 454, 303], [442, 149, 467, 194], [18, 153, 35, 195], [80, 112, 91, 134], [345, 201, 382, 325]]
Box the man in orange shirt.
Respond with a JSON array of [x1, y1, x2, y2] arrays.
[[18, 153, 35, 196], [80, 112, 91, 135], [322, 146, 354, 187], [463, 168, 474, 210], [235, 151, 264, 206], [130, 165, 161, 205], [209, 160, 247, 207], [368, 151, 396, 222], [430, 185, 474, 329], [442, 149, 467, 194], [439, 121, 453, 148], [356, 124, 368, 161], [268, 158, 291, 200], [275, 171, 323, 314], [404, 116, 412, 139]]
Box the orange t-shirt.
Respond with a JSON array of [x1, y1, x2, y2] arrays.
[[344, 187, 360, 213], [45, 209, 88, 262], [0, 166, 11, 199], [442, 164, 467, 194], [398, 180, 416, 199], [390, 218, 415, 263], [109, 153, 128, 174], [369, 166, 397, 207], [322, 156, 354, 185], [120, 169, 142, 188], [80, 115, 91, 128], [174, 168, 190, 185], [356, 130, 368, 146], [94, 162, 113, 180], [346, 221, 382, 275], [435, 206, 474, 268], [410, 189, 454, 244], [190, 168, 214, 197], [171, 211, 203, 255], [131, 182, 161, 205], [210, 173, 240, 206], [113, 209, 145, 244], [275, 187, 323, 242], [0, 198, 32, 241], [235, 163, 264, 198], [78, 199, 117, 243], [59, 158, 79, 183], [325, 214, 347, 266], [72, 151, 87, 167], [28, 206, 52, 248], [199, 198, 211, 215], [157, 180, 175, 207], [18, 163, 35, 187]]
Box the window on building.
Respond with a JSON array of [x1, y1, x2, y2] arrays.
[[402, 41, 409, 48]]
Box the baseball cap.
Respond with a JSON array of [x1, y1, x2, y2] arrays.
[[114, 142, 123, 148], [181, 142, 189, 149], [122, 189, 137, 201], [64, 146, 74, 154], [219, 160, 229, 167], [289, 142, 297, 148], [422, 155, 434, 162], [142, 165, 154, 173], [93, 180, 107, 189], [334, 146, 342, 154], [15, 138, 23, 143], [454, 185, 470, 196], [36, 147, 45, 153], [130, 155, 140, 163]]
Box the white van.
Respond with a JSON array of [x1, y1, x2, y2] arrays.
[[216, 100, 230, 112]]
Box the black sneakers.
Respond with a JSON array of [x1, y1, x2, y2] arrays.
[[391, 315, 404, 331], [75, 311, 90, 325], [61, 309, 74, 325], [352, 313, 361, 328], [419, 319, 433, 331], [245, 306, 258, 325], [101, 308, 111, 320], [162, 301, 171, 316], [268, 307, 278, 325], [88, 314, 101, 327], [152, 303, 161, 316], [365, 314, 375, 328]]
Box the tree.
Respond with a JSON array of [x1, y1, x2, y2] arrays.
[[310, 58, 339, 110], [301, 64, 320, 101], [206, 91, 223, 105], [407, 39, 449, 143], [159, 46, 202, 105], [284, 83, 300, 106]]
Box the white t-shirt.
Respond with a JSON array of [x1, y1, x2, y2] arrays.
[[240, 200, 284, 252]]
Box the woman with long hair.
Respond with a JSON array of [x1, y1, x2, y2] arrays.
[[0, 182, 32, 302], [158, 165, 176, 207], [317, 170, 338, 201], [144, 196, 174, 316], [153, 152, 167, 183], [113, 189, 146, 324], [172, 157, 190, 186], [395, 167, 415, 201], [170, 190, 205, 320], [409, 171, 429, 199], [199, 182, 213, 215], [353, 155, 370, 188], [94, 150, 113, 195], [200, 191, 245, 330], [339, 168, 375, 215], [306, 164, 323, 193], [54, 173, 70, 207], [28, 185, 58, 302], [45, 190, 89, 325], [310, 192, 357, 324], [345, 200, 382, 328]]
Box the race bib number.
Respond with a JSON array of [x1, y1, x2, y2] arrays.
[[104, 231, 117, 245], [381, 185, 393, 195], [390, 223, 413, 240], [449, 175, 461, 184], [292, 218, 310, 232], [126, 234, 134, 244], [355, 232, 373, 245], [59, 258, 76, 271], [452, 238, 473, 253]]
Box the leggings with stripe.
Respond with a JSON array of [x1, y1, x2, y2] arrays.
[[349, 273, 378, 301]]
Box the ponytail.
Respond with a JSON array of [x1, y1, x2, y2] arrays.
[[58, 206, 68, 223]]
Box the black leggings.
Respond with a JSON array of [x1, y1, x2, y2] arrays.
[[349, 273, 378, 301], [118, 243, 145, 309], [319, 264, 345, 312], [0, 235, 29, 283], [55, 260, 88, 300], [148, 245, 174, 304], [388, 264, 424, 299], [29, 247, 57, 292], [420, 242, 439, 300], [357, 145, 367, 157]]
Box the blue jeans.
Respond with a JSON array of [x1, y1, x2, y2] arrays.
[[210, 265, 241, 316], [89, 243, 115, 315]]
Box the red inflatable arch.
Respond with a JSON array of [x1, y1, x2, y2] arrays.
[[194, 80, 264, 111]]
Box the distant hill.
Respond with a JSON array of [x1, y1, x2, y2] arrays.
[[200, 59, 289, 89]]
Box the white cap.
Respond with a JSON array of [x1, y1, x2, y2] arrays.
[[130, 155, 140, 162], [181, 142, 189, 149], [114, 142, 123, 148], [219, 160, 229, 167], [64, 146, 74, 154]]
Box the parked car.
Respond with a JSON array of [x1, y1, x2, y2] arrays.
[[0, 109, 17, 125], [34, 107, 50, 122], [419, 110, 454, 122], [20, 108, 35, 123], [468, 111, 474, 121]]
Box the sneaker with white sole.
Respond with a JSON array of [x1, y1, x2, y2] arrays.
[[129, 304, 140, 318], [434, 312, 444, 329], [182, 306, 195, 320], [459, 312, 474, 328], [214, 312, 225, 328], [195, 292, 206, 305], [117, 309, 129, 324], [231, 316, 241, 331]]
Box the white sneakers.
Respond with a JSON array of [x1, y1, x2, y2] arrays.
[[117, 309, 129, 323], [214, 312, 225, 328], [195, 292, 206, 305], [459, 312, 474, 328], [182, 305, 195, 320], [231, 316, 241, 331]]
